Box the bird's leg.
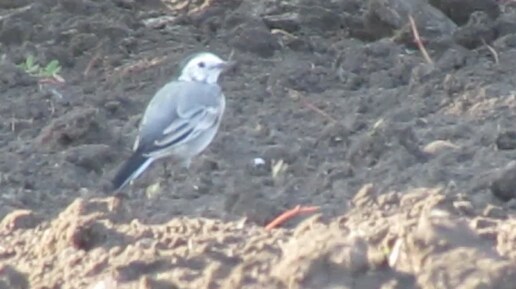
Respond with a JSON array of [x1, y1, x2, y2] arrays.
[[182, 159, 191, 170], [162, 162, 172, 179], [181, 159, 196, 188]]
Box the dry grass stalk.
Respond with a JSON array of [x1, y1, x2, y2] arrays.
[[409, 15, 433, 65]]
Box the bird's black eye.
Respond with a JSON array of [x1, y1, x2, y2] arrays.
[[198, 62, 205, 68]]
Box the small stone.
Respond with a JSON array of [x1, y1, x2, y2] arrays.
[[104, 100, 121, 112], [483, 204, 507, 219], [491, 161, 516, 202], [253, 158, 266, 167], [496, 130, 516, 150], [262, 144, 298, 165], [471, 217, 497, 229], [428, 0, 500, 25], [422, 140, 460, 155], [366, 0, 457, 41]]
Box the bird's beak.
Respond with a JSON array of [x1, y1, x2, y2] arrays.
[[215, 60, 237, 71]]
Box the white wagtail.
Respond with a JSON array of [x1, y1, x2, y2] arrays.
[[111, 52, 235, 192]]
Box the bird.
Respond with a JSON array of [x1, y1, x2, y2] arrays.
[[111, 52, 235, 192]]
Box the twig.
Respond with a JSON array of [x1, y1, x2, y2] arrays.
[[482, 39, 499, 65], [84, 41, 104, 77], [83, 51, 100, 77], [271, 28, 298, 39], [38, 77, 65, 85], [288, 89, 337, 123], [409, 15, 433, 65], [110, 56, 167, 79], [265, 205, 319, 230], [227, 49, 235, 61], [300, 98, 337, 123], [0, 5, 32, 22]]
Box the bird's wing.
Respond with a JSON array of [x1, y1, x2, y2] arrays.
[[153, 105, 220, 148], [134, 81, 223, 157]]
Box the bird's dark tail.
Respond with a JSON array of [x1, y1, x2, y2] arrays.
[[112, 152, 154, 192]]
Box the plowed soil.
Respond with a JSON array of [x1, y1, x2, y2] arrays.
[[1, 0, 516, 288]]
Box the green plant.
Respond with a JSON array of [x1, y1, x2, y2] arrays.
[[18, 55, 40, 75], [40, 59, 61, 78], [18, 55, 62, 79]]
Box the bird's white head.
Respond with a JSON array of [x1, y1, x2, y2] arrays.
[[178, 52, 234, 84]]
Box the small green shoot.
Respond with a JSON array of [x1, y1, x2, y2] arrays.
[[19, 55, 40, 75], [17, 55, 64, 82], [41, 59, 61, 78]]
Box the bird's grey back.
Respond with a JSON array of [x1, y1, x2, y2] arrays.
[[136, 81, 223, 152]]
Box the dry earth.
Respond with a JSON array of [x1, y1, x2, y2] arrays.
[[1, 0, 516, 288]]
